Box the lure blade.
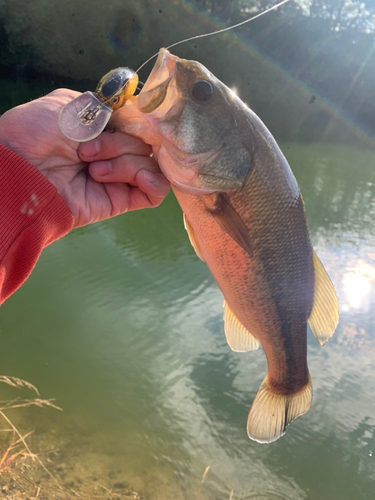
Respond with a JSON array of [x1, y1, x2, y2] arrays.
[[59, 91, 112, 142]]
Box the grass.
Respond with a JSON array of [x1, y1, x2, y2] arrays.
[[0, 376, 227, 499], [0, 377, 148, 499], [0, 376, 63, 499]]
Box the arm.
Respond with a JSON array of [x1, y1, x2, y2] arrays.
[[0, 145, 73, 303], [0, 89, 170, 304]]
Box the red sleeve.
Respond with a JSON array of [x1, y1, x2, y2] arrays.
[[0, 144, 74, 304]]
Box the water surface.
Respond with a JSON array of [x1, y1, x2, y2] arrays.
[[1, 143, 374, 498]]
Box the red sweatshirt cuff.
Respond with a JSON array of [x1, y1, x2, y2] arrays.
[[0, 144, 74, 303]]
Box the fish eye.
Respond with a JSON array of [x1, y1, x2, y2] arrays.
[[111, 96, 120, 105], [192, 80, 213, 102]]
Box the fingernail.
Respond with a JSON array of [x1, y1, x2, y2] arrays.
[[143, 170, 158, 184], [91, 161, 111, 176], [80, 139, 100, 157]]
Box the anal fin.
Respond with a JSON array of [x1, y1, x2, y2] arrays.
[[183, 214, 205, 262], [223, 301, 259, 352], [247, 374, 312, 444], [308, 250, 339, 346]]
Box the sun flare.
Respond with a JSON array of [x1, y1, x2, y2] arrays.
[[342, 262, 375, 309]]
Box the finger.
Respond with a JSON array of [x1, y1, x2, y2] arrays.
[[89, 154, 170, 204], [78, 130, 152, 161], [133, 169, 170, 207], [103, 182, 132, 217], [129, 185, 166, 210], [105, 182, 168, 215], [89, 154, 161, 183], [46, 88, 81, 103]]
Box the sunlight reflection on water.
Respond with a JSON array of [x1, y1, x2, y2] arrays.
[[342, 262, 375, 310]]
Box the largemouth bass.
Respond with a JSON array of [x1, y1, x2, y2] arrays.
[[111, 49, 339, 443]]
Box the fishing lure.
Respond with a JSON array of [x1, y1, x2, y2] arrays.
[[59, 67, 138, 141], [59, 0, 290, 142]]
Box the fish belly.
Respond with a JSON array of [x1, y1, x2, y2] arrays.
[[173, 182, 314, 443], [173, 184, 313, 386]]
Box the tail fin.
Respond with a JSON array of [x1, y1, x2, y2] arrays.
[[247, 375, 312, 444]]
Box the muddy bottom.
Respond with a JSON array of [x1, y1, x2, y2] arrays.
[[0, 403, 190, 500]]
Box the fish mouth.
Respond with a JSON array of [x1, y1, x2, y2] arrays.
[[136, 49, 178, 114]]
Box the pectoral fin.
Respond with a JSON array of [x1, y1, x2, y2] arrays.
[[208, 194, 253, 257], [308, 250, 339, 346], [223, 301, 259, 351], [183, 214, 205, 262]]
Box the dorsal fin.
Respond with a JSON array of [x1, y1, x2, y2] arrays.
[[183, 214, 205, 262], [223, 301, 260, 352], [308, 250, 339, 346]]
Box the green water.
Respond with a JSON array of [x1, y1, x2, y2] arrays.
[[0, 142, 374, 498]]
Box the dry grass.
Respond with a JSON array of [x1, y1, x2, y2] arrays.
[[0, 375, 63, 499], [195, 465, 234, 500], [0, 378, 228, 500], [0, 376, 145, 500], [0, 377, 40, 395]]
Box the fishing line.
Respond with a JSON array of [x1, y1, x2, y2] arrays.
[[102, 1, 290, 107], [136, 0, 291, 73], [59, 0, 291, 141]]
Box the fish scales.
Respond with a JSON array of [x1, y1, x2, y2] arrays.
[[112, 48, 338, 443], [173, 141, 314, 394]]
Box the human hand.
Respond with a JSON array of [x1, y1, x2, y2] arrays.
[[0, 89, 170, 228]]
